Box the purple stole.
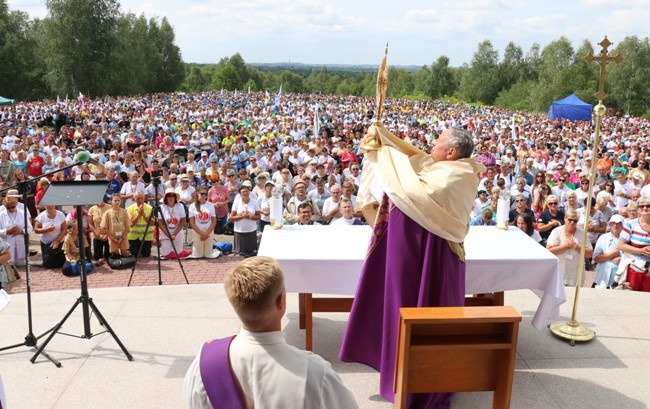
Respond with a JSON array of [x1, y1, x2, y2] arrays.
[[199, 336, 246, 409]]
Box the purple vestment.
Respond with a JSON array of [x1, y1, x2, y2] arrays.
[[199, 336, 246, 409], [339, 197, 466, 409]]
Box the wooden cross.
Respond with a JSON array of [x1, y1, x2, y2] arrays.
[[584, 36, 623, 101]]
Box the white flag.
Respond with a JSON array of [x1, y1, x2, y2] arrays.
[[275, 84, 282, 106], [314, 105, 320, 138]]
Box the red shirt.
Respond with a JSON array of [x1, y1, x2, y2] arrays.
[[27, 155, 44, 177], [340, 151, 359, 170]]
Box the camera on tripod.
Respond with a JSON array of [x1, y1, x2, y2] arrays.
[[151, 170, 163, 179]]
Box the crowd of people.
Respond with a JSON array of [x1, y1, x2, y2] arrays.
[[0, 91, 650, 290]]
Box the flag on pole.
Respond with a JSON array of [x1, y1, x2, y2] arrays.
[[314, 105, 320, 138], [511, 116, 516, 140], [274, 84, 282, 107], [78, 92, 86, 109], [264, 91, 270, 105], [56, 95, 60, 105], [65, 94, 68, 107]]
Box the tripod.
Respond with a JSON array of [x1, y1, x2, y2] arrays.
[[0, 181, 60, 367], [31, 182, 133, 364], [128, 178, 189, 286]]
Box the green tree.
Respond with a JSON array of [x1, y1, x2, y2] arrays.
[[500, 42, 525, 91], [43, 0, 121, 96], [279, 70, 304, 93], [210, 53, 252, 91], [530, 37, 576, 110], [494, 80, 536, 111], [571, 39, 598, 104], [607, 36, 650, 116], [152, 17, 184, 92], [426, 56, 456, 99], [387, 67, 414, 98], [458, 40, 501, 104], [212, 64, 242, 90], [0, 3, 47, 99], [182, 64, 211, 92], [524, 43, 541, 81], [110, 13, 153, 94]]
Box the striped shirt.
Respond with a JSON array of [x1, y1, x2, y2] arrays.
[[619, 219, 650, 262]]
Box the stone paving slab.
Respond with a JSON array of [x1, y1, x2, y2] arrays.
[[1, 286, 649, 409]]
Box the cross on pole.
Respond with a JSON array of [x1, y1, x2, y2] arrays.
[[584, 36, 623, 101]]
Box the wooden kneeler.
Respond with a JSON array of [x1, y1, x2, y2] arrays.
[[394, 306, 522, 409]]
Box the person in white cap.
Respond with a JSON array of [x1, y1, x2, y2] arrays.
[[592, 214, 625, 288], [197, 151, 210, 169], [0, 193, 32, 266]]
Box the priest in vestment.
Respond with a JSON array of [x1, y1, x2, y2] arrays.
[[339, 54, 483, 408]]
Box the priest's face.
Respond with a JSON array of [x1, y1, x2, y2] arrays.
[[431, 130, 453, 162]]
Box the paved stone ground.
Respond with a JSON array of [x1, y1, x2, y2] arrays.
[[2, 233, 241, 295], [2, 231, 597, 295]]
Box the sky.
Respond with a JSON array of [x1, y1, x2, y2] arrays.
[[8, 0, 650, 67]]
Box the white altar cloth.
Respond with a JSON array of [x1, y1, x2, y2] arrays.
[[258, 225, 564, 329]]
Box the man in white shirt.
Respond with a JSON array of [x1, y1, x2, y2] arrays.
[[120, 171, 146, 208], [547, 151, 564, 172], [331, 198, 363, 226], [530, 154, 547, 174], [551, 175, 570, 207], [184, 257, 358, 409], [321, 184, 343, 224], [613, 172, 633, 210]]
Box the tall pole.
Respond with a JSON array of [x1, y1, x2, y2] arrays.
[[549, 36, 623, 345]]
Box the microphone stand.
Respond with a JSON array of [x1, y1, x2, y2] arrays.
[[0, 155, 96, 367]]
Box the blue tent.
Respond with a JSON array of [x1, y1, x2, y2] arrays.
[[548, 94, 592, 121]]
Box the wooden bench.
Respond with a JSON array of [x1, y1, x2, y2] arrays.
[[394, 306, 521, 409], [297, 292, 504, 351]]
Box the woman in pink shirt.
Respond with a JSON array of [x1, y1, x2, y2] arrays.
[[208, 182, 229, 234]]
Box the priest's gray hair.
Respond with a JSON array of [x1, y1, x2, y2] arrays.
[[447, 127, 475, 159]]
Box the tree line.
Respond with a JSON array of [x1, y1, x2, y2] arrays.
[[0, 0, 184, 100], [181, 36, 650, 118], [1, 1, 648, 117]]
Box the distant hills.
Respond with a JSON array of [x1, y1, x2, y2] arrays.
[[248, 62, 423, 74]]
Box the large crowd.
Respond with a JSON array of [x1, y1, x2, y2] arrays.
[[1, 91, 650, 290]]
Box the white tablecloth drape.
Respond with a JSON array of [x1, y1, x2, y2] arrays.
[[258, 225, 564, 329]]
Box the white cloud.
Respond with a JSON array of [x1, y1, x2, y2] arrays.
[[5, 0, 650, 65], [497, 14, 570, 37], [580, 0, 650, 6], [405, 9, 439, 23]]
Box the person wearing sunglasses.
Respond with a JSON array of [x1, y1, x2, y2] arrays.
[[536, 192, 560, 246], [547, 209, 593, 286], [508, 194, 535, 225], [551, 176, 570, 208]]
